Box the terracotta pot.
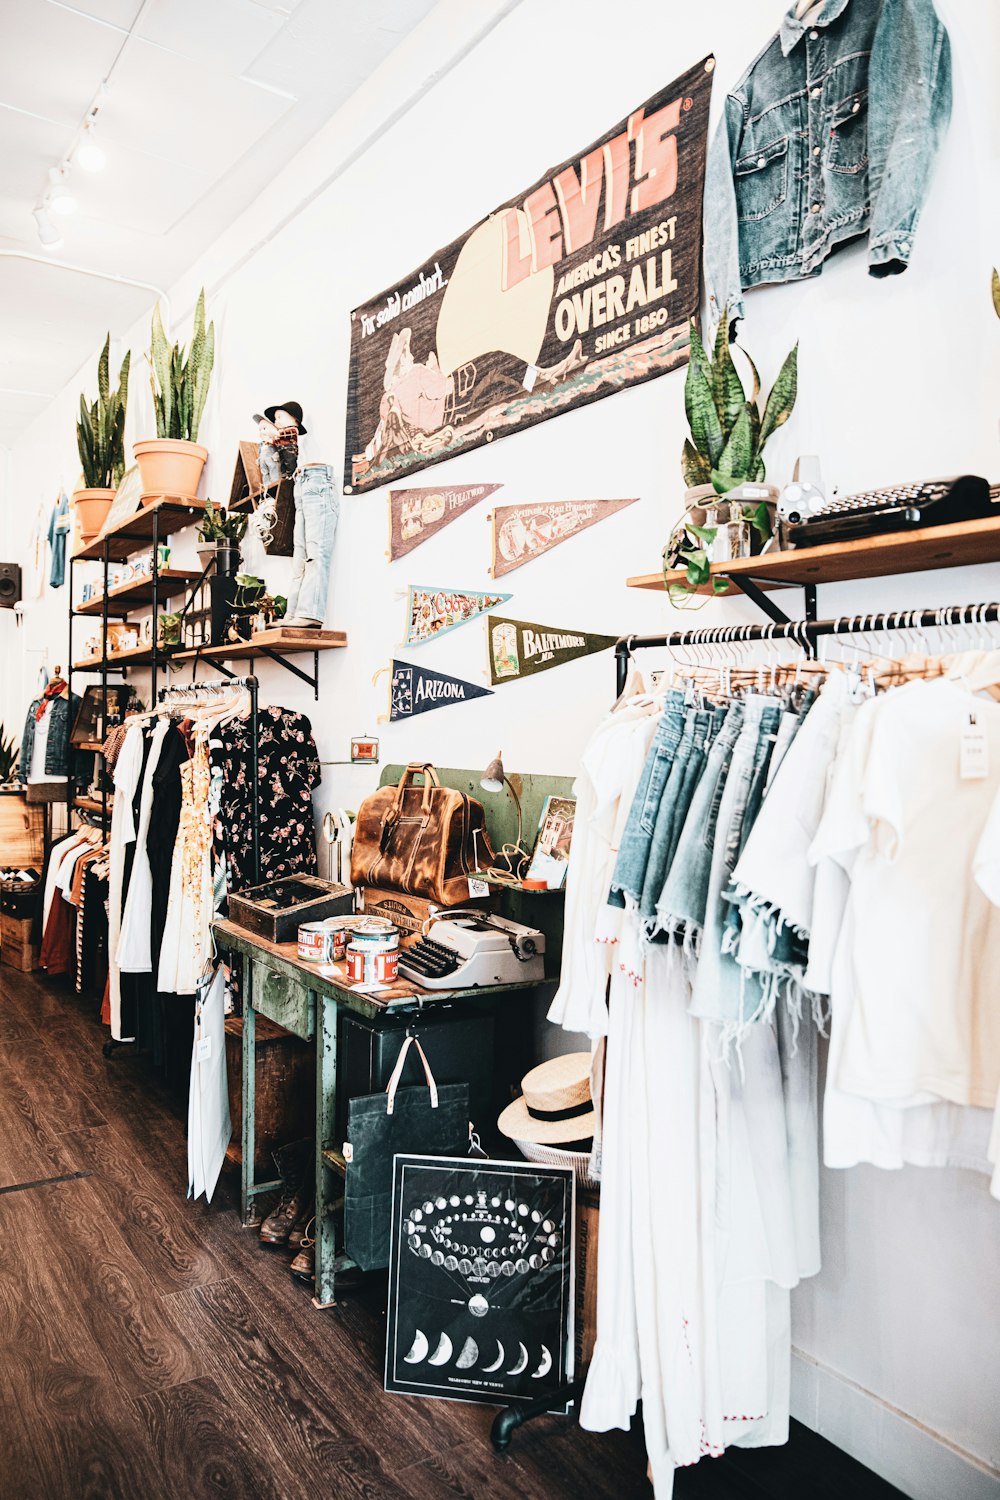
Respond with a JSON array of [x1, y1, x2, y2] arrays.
[[133, 438, 208, 503], [72, 487, 116, 543]]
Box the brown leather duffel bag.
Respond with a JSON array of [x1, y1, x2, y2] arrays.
[[350, 763, 495, 905]]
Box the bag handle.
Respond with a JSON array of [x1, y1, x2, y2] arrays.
[[386, 1035, 438, 1115], [382, 766, 442, 847]]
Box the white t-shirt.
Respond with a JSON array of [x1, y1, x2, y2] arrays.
[[819, 678, 1000, 1111]]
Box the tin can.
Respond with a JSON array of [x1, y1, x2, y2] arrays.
[[297, 921, 337, 963], [349, 915, 399, 949], [346, 935, 400, 985]]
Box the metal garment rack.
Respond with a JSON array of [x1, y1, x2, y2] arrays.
[[614, 602, 1000, 696]]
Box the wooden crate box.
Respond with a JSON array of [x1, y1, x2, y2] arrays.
[[225, 1014, 315, 1176]]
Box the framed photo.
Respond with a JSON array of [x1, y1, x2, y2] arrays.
[[98, 465, 142, 538], [525, 795, 576, 891], [385, 1155, 574, 1409], [71, 685, 134, 745]]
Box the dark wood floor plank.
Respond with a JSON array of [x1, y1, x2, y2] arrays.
[[166, 1275, 409, 1498], [53, 1124, 229, 1294], [135, 1375, 287, 1500], [0, 1026, 108, 1136]]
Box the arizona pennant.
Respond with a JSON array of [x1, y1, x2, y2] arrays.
[[487, 616, 618, 685], [388, 659, 493, 720], [388, 483, 502, 561], [403, 585, 513, 647], [490, 497, 638, 578]]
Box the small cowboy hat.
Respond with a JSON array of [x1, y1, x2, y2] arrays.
[[262, 400, 307, 434], [497, 1052, 594, 1146]]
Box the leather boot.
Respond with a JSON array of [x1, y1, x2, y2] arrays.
[[288, 1199, 315, 1252], [259, 1138, 314, 1248], [290, 1219, 315, 1283]]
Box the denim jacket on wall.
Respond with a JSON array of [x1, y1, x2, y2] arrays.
[[703, 0, 952, 324], [18, 693, 83, 784]]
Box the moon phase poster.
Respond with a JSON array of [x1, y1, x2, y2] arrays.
[[345, 56, 714, 494], [385, 1156, 575, 1408]]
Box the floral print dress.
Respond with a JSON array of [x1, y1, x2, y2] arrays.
[[211, 706, 322, 892], [158, 732, 214, 994]]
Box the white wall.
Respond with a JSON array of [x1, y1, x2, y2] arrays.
[[1, 1, 998, 1492]]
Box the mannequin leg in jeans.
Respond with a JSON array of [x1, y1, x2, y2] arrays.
[[285, 464, 339, 627]]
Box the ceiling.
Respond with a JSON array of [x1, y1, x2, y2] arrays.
[[0, 0, 439, 447]]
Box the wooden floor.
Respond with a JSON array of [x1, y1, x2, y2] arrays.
[[0, 966, 906, 1500]]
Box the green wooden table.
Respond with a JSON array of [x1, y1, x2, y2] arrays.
[[216, 764, 571, 1308], [214, 923, 555, 1307]]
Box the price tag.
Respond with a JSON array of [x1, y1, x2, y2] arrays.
[[468, 877, 490, 898], [960, 713, 989, 780], [196, 1035, 212, 1063]]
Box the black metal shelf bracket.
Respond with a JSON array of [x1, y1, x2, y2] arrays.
[[722, 573, 818, 625], [253, 645, 320, 699]]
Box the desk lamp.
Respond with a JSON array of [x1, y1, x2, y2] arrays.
[[479, 751, 531, 882]]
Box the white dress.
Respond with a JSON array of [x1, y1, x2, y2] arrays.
[[108, 724, 144, 1040], [116, 719, 170, 973]]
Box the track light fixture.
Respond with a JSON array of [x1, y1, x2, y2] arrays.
[[47, 166, 77, 217], [77, 120, 106, 173], [32, 205, 63, 251]]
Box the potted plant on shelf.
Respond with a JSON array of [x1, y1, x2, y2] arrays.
[[134, 288, 215, 503], [224, 575, 288, 643], [197, 500, 247, 576], [666, 311, 798, 606], [74, 335, 131, 543]]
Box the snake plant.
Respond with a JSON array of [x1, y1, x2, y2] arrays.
[[681, 310, 798, 495], [0, 724, 19, 783], [993, 268, 1000, 319], [148, 288, 215, 443], [77, 336, 131, 489]]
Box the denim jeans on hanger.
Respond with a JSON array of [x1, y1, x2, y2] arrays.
[[608, 689, 686, 908], [689, 698, 783, 1031], [639, 705, 712, 929], [655, 701, 745, 940], [286, 463, 339, 626]]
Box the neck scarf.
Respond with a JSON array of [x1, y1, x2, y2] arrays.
[[35, 681, 66, 721]]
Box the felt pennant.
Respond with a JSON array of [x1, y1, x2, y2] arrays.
[[486, 615, 618, 685], [403, 584, 513, 646], [387, 484, 503, 561], [489, 497, 638, 577], [386, 659, 493, 721]]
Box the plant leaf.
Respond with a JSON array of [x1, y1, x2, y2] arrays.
[[681, 438, 711, 487], [711, 469, 742, 495], [685, 358, 724, 467], [759, 342, 799, 448], [736, 342, 761, 406], [714, 404, 754, 484], [711, 313, 746, 439], [746, 502, 773, 542], [97, 335, 110, 407], [993, 268, 1000, 319], [687, 524, 717, 543]]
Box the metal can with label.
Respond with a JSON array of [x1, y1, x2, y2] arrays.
[[346, 933, 400, 985], [298, 921, 337, 963]]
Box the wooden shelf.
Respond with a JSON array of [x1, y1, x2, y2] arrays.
[[172, 627, 347, 664], [73, 643, 175, 671], [73, 796, 111, 815], [628, 516, 1000, 596], [77, 740, 105, 754], [321, 1146, 347, 1178], [74, 498, 207, 563], [76, 569, 201, 616]]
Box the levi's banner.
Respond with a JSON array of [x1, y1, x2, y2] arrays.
[[388, 660, 493, 721], [403, 585, 513, 647], [487, 616, 618, 685], [388, 483, 502, 561], [490, 497, 638, 578], [346, 56, 715, 494]]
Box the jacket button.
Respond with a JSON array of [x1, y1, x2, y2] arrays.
[[811, 87, 821, 98], [756, 155, 767, 167], [809, 29, 818, 39], [813, 145, 821, 156], [811, 203, 821, 213], [852, 101, 860, 112]]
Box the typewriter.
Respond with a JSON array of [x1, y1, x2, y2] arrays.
[[785, 474, 995, 548], [397, 912, 546, 990]]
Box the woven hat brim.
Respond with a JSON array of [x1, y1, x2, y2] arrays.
[[497, 1095, 595, 1145]]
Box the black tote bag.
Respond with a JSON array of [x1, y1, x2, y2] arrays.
[[343, 1036, 470, 1272]]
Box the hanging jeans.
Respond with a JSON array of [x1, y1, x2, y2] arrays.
[[607, 690, 686, 908], [286, 463, 339, 624]]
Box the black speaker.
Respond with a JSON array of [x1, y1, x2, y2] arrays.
[[0, 563, 21, 609]]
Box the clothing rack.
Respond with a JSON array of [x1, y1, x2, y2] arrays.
[[157, 674, 261, 888], [614, 602, 1000, 696]]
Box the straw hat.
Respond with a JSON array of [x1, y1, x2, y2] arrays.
[[497, 1052, 594, 1146]]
